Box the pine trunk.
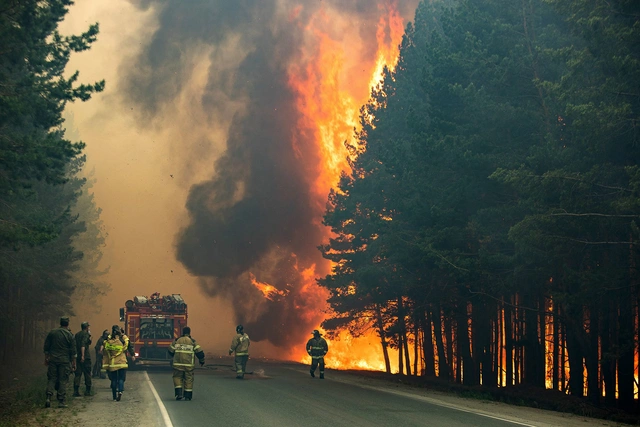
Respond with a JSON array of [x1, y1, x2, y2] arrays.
[[586, 305, 600, 404], [422, 309, 436, 377], [457, 300, 477, 385], [375, 305, 392, 374], [432, 305, 449, 379]]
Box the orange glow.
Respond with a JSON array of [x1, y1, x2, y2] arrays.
[[249, 273, 289, 301], [292, 329, 399, 372], [288, 0, 407, 208], [286, 1, 406, 370], [369, 1, 405, 91]]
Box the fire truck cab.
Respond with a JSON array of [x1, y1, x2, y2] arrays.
[[119, 292, 187, 364]]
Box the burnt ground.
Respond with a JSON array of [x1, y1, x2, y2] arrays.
[[338, 369, 640, 425]]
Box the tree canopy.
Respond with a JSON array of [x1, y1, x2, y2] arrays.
[[319, 0, 640, 409], [0, 0, 106, 366]]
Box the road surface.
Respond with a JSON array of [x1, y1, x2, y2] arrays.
[[121, 360, 616, 427]]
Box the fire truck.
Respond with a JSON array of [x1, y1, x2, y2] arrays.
[[119, 292, 187, 364]]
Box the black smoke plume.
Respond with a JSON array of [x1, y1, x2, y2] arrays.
[[123, 0, 417, 350]]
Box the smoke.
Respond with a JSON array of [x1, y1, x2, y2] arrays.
[[121, 0, 417, 350]]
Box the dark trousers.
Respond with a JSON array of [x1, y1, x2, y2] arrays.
[[46, 362, 70, 401], [93, 351, 104, 377], [311, 357, 325, 374], [74, 358, 92, 388], [108, 369, 127, 398]]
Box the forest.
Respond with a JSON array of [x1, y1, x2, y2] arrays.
[[2, 0, 640, 415], [0, 1, 106, 368], [319, 0, 640, 411]]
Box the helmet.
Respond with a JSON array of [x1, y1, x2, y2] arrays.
[[312, 329, 321, 337], [111, 325, 121, 335], [236, 324, 244, 333], [81, 321, 90, 329]]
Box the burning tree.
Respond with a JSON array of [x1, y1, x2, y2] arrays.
[[319, 0, 640, 412]]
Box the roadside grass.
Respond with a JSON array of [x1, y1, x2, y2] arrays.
[[0, 374, 82, 427], [0, 374, 47, 427]]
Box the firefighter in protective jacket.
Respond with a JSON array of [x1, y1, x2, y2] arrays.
[[169, 326, 205, 401], [102, 325, 135, 401], [306, 329, 328, 379], [228, 325, 250, 379]]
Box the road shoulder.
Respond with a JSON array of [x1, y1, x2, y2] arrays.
[[73, 371, 167, 427], [322, 369, 633, 427]]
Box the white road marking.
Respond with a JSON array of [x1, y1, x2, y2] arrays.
[[144, 371, 174, 427], [287, 368, 537, 426], [357, 386, 538, 426]]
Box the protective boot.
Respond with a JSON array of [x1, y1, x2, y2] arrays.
[[58, 399, 68, 408], [319, 373, 324, 379], [84, 386, 92, 396], [175, 388, 183, 400], [310, 370, 315, 378], [73, 385, 81, 397], [184, 391, 192, 401], [44, 394, 51, 408]]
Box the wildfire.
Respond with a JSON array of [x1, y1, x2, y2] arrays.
[[286, 0, 407, 371], [249, 273, 289, 301], [292, 329, 398, 373]]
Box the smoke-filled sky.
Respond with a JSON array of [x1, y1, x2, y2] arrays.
[[61, 0, 418, 356]]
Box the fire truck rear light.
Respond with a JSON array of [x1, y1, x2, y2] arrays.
[[135, 352, 139, 357]]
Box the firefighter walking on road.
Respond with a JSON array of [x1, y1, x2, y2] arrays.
[[306, 329, 328, 379], [73, 321, 92, 397], [168, 326, 205, 401], [102, 325, 135, 401], [43, 316, 76, 408], [229, 325, 250, 379]]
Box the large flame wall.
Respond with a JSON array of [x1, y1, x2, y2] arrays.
[[123, 0, 418, 363]]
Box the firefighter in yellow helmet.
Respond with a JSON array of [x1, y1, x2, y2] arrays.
[[168, 326, 205, 401], [306, 329, 328, 379], [102, 325, 135, 401], [228, 325, 250, 379]]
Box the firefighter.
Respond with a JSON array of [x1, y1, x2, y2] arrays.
[[306, 329, 328, 379], [228, 325, 250, 379], [119, 326, 135, 362], [168, 326, 205, 401], [43, 316, 76, 408], [102, 325, 135, 401], [73, 321, 92, 396], [92, 330, 108, 378]]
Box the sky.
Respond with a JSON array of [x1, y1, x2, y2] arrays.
[[60, 0, 418, 358]]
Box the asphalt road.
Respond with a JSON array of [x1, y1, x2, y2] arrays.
[[144, 360, 538, 427]]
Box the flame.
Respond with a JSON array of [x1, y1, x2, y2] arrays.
[[292, 329, 400, 372], [369, 1, 405, 91], [286, 1, 407, 371], [249, 273, 289, 301]]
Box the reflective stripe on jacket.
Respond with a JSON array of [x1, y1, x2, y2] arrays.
[[102, 335, 129, 371], [306, 337, 328, 358], [169, 336, 203, 370], [229, 333, 250, 356]]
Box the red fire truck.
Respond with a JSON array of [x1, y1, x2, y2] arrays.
[[119, 292, 187, 364]]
